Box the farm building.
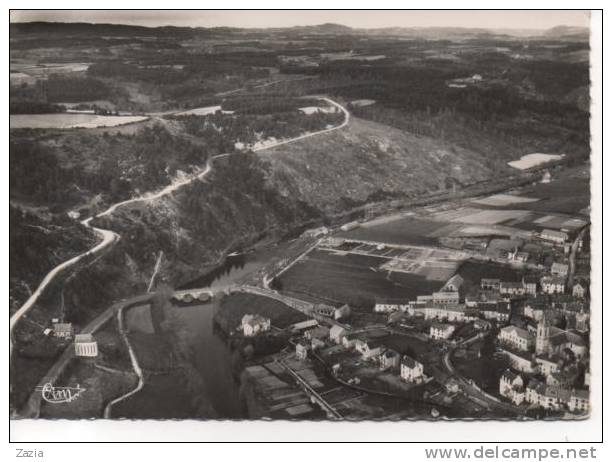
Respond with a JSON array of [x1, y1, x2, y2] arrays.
[[74, 334, 98, 357], [540, 229, 568, 244]]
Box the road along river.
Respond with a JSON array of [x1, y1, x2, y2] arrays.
[[9, 97, 350, 386]]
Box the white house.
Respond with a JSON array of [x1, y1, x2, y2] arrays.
[[429, 323, 455, 340], [478, 302, 511, 322], [498, 326, 534, 352], [74, 334, 98, 357], [374, 303, 402, 313], [400, 355, 424, 383], [415, 304, 470, 322], [241, 314, 271, 337], [499, 369, 525, 405], [432, 291, 460, 305], [572, 282, 586, 298], [525, 379, 545, 405], [522, 277, 538, 296], [499, 281, 525, 296], [568, 389, 589, 413], [550, 262, 569, 277], [481, 278, 501, 291], [535, 355, 561, 377], [540, 276, 565, 295]]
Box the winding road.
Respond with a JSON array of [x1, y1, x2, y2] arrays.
[[10, 96, 350, 406], [442, 333, 524, 416]]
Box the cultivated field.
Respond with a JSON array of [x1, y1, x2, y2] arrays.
[[338, 217, 450, 246], [275, 248, 443, 309]]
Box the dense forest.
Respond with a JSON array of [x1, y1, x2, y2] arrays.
[[10, 125, 211, 213]]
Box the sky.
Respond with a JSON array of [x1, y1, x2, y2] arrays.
[[10, 10, 590, 31]]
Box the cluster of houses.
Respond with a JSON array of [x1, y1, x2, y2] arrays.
[[293, 320, 427, 385], [45, 319, 99, 357], [499, 369, 589, 413], [494, 289, 589, 413], [374, 273, 513, 325], [368, 239, 590, 414]]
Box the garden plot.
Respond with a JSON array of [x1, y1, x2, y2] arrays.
[[380, 247, 465, 281], [472, 194, 540, 207]]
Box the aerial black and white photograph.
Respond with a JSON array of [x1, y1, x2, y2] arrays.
[[8, 9, 598, 430]]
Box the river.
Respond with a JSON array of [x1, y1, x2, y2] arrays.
[[117, 252, 272, 419]]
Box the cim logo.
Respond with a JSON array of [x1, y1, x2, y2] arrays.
[[35, 382, 86, 404]]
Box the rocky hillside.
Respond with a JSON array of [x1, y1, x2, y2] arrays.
[[259, 116, 511, 213]]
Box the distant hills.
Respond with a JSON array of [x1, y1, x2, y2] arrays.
[[9, 21, 590, 40]]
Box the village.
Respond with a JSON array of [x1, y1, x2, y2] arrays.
[[25, 165, 591, 421], [227, 173, 591, 419]]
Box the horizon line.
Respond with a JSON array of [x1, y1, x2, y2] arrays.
[[9, 19, 587, 32]]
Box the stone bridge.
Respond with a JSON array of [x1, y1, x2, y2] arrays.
[[172, 287, 216, 303]]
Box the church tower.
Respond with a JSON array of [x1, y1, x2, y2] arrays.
[[536, 321, 550, 355]]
